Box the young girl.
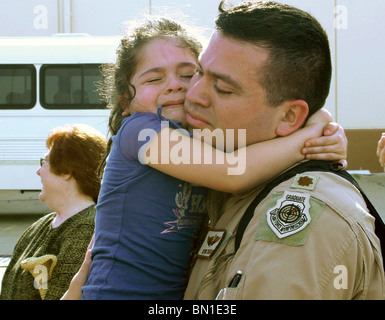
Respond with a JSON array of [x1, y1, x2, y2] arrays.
[[80, 18, 346, 300]]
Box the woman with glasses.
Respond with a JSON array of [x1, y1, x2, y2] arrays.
[[0, 123, 106, 300]]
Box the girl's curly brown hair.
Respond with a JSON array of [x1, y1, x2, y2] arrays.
[[97, 18, 202, 173]]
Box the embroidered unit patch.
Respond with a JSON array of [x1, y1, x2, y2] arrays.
[[197, 229, 226, 259], [255, 194, 325, 246], [291, 173, 319, 191], [267, 191, 311, 238]]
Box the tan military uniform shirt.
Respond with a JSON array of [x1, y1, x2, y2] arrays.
[[184, 171, 385, 300]]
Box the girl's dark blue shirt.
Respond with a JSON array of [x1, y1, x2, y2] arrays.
[[82, 109, 207, 300]]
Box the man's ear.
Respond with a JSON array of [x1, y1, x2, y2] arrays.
[[275, 100, 309, 137]]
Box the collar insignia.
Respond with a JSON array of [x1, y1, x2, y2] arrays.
[[291, 173, 319, 191], [197, 229, 226, 259]]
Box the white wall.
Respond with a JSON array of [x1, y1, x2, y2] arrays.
[[336, 0, 385, 129]]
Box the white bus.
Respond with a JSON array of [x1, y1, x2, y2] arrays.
[[0, 35, 120, 213]]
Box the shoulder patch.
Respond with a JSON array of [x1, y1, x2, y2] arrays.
[[197, 229, 226, 259], [255, 192, 325, 246], [267, 191, 311, 238], [291, 173, 319, 191]]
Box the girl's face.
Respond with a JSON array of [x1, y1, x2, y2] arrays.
[[127, 38, 199, 127]]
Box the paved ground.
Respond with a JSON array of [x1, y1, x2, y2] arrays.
[[0, 214, 43, 256]]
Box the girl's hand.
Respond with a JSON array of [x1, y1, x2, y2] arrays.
[[302, 121, 348, 168], [377, 133, 385, 172]]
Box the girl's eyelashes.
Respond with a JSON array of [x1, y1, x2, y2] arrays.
[[180, 74, 194, 79], [145, 74, 194, 83], [147, 78, 162, 83]]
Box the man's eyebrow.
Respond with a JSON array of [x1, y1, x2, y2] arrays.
[[207, 70, 242, 91]]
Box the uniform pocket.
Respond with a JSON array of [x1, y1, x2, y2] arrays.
[[215, 272, 245, 300]]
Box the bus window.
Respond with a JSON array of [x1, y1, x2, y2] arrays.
[[40, 64, 107, 109], [0, 65, 36, 109]]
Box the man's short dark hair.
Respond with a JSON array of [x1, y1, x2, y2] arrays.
[[215, 1, 332, 117]]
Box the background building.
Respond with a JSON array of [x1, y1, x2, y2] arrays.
[[1, 0, 384, 170], [0, 0, 384, 215]]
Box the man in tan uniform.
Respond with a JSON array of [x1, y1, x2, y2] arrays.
[[184, 1, 384, 300]]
